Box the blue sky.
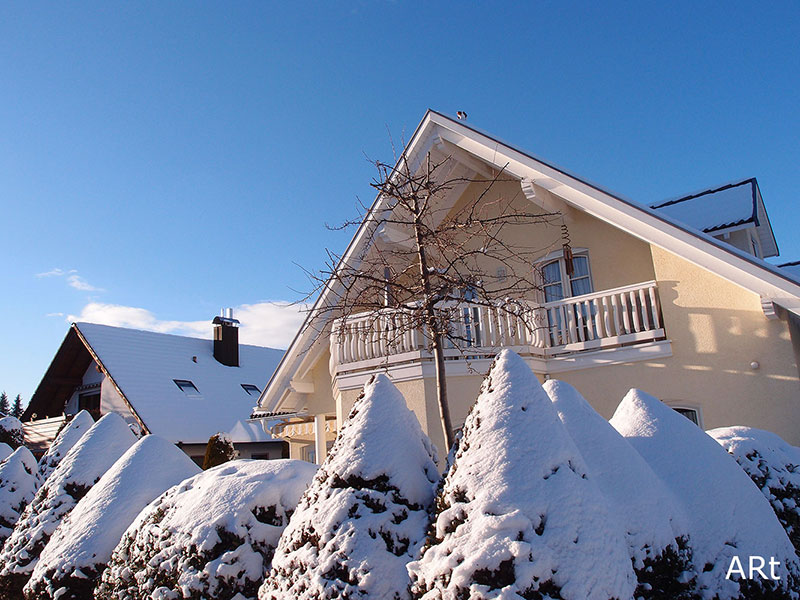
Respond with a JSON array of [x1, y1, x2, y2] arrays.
[[2, 2, 798, 402]]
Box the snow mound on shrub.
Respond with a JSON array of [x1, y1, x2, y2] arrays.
[[0, 416, 24, 449], [0, 443, 12, 463], [97, 459, 317, 600], [0, 447, 40, 547], [611, 389, 800, 600], [37, 411, 94, 483], [260, 374, 439, 600], [545, 380, 696, 599], [709, 425, 800, 557], [409, 350, 635, 600], [0, 413, 136, 599], [25, 435, 200, 600]]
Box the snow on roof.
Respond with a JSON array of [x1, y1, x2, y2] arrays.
[[611, 389, 800, 599], [75, 322, 283, 444], [650, 179, 757, 233], [228, 419, 272, 443], [779, 261, 800, 282]]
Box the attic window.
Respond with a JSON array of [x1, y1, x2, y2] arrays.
[[174, 379, 200, 397], [241, 384, 261, 396]]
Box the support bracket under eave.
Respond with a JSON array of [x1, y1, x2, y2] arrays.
[[520, 178, 573, 221]]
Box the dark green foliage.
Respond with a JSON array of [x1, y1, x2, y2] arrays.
[[634, 536, 696, 600], [23, 565, 101, 600], [202, 433, 236, 470], [12, 396, 24, 420], [0, 417, 23, 450], [0, 393, 9, 416]]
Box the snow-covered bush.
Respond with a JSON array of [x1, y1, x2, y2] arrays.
[[409, 350, 635, 600], [0, 413, 136, 599], [260, 374, 439, 600], [545, 380, 696, 599], [25, 435, 200, 600], [37, 411, 94, 483], [203, 431, 237, 470], [97, 459, 317, 600], [0, 447, 40, 548], [0, 417, 24, 450], [611, 389, 800, 600], [0, 443, 12, 464], [709, 426, 800, 557]]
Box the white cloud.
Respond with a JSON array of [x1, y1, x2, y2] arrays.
[[67, 301, 307, 349], [66, 274, 104, 292], [36, 268, 76, 278]]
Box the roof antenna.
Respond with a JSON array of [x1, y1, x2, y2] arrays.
[[457, 111, 468, 120]]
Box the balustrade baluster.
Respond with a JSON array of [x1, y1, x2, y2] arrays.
[[630, 291, 642, 332], [638, 289, 650, 330], [649, 285, 661, 329]]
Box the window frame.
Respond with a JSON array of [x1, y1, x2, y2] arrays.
[[174, 379, 201, 397], [666, 402, 703, 428], [241, 383, 261, 396], [535, 248, 595, 303]]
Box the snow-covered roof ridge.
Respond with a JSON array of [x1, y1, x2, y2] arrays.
[[73, 321, 284, 443], [545, 379, 695, 596], [0, 412, 137, 597], [611, 389, 800, 599], [36, 410, 94, 483], [409, 350, 635, 600], [261, 373, 439, 600], [99, 459, 316, 600], [25, 435, 200, 599]]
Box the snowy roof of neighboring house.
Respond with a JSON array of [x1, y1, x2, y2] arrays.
[[228, 419, 273, 443], [26, 323, 283, 445], [22, 416, 67, 454], [650, 178, 778, 258], [779, 261, 800, 282]]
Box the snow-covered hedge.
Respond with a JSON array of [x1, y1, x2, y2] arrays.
[[97, 459, 317, 600], [545, 379, 696, 599], [0, 417, 24, 450], [611, 389, 800, 600], [24, 436, 200, 600], [709, 426, 800, 557], [0, 413, 136, 599], [37, 411, 94, 484], [0, 447, 40, 548], [409, 350, 635, 600], [0, 443, 12, 464], [203, 431, 236, 470], [260, 374, 439, 600]]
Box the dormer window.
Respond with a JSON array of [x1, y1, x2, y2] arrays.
[[174, 379, 200, 397], [241, 384, 261, 396]]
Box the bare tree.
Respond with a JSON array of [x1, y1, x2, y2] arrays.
[[306, 149, 564, 451]]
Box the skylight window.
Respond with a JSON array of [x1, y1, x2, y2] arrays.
[[241, 384, 261, 396], [174, 379, 201, 396]]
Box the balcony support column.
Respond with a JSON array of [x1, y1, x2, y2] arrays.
[[314, 414, 327, 465]]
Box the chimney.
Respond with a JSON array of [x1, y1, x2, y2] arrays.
[[212, 308, 240, 367]]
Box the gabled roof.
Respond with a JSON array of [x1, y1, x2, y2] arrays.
[[650, 178, 778, 257], [256, 109, 800, 415], [27, 322, 283, 444]]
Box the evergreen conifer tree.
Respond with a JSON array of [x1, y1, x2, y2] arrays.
[[0, 392, 9, 417], [11, 396, 22, 420]]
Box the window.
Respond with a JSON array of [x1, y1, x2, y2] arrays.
[[538, 252, 594, 345], [673, 407, 701, 427], [174, 379, 200, 397], [241, 384, 261, 396], [78, 392, 101, 420]]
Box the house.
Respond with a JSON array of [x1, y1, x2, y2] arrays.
[[253, 110, 800, 463], [24, 312, 288, 465]]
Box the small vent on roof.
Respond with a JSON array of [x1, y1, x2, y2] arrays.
[[174, 379, 201, 397]]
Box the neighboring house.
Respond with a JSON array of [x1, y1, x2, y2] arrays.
[[253, 110, 800, 463], [24, 313, 287, 465]]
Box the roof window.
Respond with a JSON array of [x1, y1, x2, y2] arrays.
[[241, 384, 261, 396], [174, 379, 201, 397]]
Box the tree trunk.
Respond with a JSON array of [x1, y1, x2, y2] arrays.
[[430, 330, 454, 452]]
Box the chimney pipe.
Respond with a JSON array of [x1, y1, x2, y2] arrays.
[[212, 308, 240, 367]]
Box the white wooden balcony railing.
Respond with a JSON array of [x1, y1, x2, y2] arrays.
[[330, 280, 665, 372]]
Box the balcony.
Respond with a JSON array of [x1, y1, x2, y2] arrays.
[[330, 281, 667, 378]]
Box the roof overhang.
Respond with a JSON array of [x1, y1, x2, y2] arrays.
[[257, 109, 800, 414]]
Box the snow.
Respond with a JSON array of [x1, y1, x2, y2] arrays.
[[261, 373, 439, 600], [0, 443, 12, 463], [651, 179, 756, 233], [0, 412, 137, 597], [0, 416, 24, 449], [75, 322, 284, 444], [37, 410, 94, 484], [25, 435, 200, 599], [0, 447, 40, 547], [708, 426, 800, 556], [409, 350, 635, 600], [229, 419, 273, 443], [611, 389, 800, 599], [98, 459, 316, 600], [545, 379, 695, 596]]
